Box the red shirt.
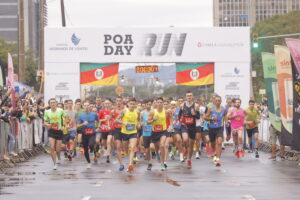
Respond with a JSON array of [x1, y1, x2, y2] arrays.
[[98, 109, 113, 132], [112, 106, 125, 129]]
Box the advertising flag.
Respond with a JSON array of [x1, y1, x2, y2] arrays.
[[274, 45, 293, 146], [285, 38, 300, 150], [261, 52, 281, 132], [7, 53, 16, 109], [80, 63, 119, 85], [176, 63, 214, 86]]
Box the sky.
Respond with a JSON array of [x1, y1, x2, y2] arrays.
[[46, 0, 213, 28]]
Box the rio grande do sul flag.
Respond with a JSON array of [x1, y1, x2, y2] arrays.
[[80, 63, 119, 85], [176, 63, 214, 86]]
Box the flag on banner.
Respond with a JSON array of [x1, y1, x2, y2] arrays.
[[285, 38, 300, 150], [176, 63, 214, 86], [7, 53, 16, 109], [261, 52, 281, 132], [274, 45, 293, 146], [80, 63, 119, 85]]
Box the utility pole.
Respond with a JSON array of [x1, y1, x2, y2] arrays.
[[60, 0, 66, 27], [18, 0, 25, 83], [39, 0, 46, 71]]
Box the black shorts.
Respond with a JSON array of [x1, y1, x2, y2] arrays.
[[143, 135, 152, 148], [122, 133, 138, 141], [208, 127, 224, 142], [48, 129, 63, 140], [181, 127, 196, 140], [152, 131, 167, 143], [174, 129, 181, 135], [101, 132, 111, 140], [196, 126, 204, 133], [113, 128, 122, 141], [246, 127, 259, 138], [82, 134, 95, 147]]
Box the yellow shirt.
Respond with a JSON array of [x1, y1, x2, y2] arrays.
[[152, 109, 167, 132], [121, 109, 138, 134]]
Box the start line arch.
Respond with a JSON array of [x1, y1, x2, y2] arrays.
[[44, 27, 250, 106]]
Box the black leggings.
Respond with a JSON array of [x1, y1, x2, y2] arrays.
[[82, 134, 95, 163]]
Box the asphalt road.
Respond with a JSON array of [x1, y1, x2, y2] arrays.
[[1, 149, 300, 200]]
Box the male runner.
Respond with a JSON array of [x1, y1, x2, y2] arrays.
[[204, 96, 226, 166], [225, 98, 233, 142], [245, 100, 260, 158], [227, 98, 245, 158], [148, 97, 173, 171], [77, 101, 98, 169], [117, 97, 140, 172], [173, 98, 184, 162], [179, 91, 200, 169], [44, 98, 66, 170]]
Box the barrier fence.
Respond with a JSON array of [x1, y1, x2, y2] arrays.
[[0, 118, 46, 160]]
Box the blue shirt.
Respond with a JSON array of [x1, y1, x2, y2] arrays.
[[141, 110, 152, 136], [209, 106, 225, 129], [78, 111, 98, 132]]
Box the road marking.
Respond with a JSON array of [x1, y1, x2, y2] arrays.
[[95, 181, 103, 187], [81, 196, 91, 200], [241, 194, 256, 200]]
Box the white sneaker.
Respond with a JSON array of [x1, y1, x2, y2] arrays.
[[56, 159, 61, 164], [180, 153, 184, 162], [53, 165, 57, 170], [86, 163, 91, 169], [195, 151, 200, 159]]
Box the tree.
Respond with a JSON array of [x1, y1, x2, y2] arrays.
[[251, 11, 300, 100], [0, 38, 18, 79]]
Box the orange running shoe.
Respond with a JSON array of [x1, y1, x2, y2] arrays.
[[127, 164, 134, 173], [235, 150, 240, 158], [187, 160, 192, 169], [240, 150, 245, 157]]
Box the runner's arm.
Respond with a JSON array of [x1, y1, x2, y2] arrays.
[[147, 111, 155, 124], [204, 107, 214, 121]]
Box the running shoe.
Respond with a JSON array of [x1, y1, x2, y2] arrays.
[[215, 158, 221, 167], [112, 151, 117, 156], [195, 151, 200, 159], [64, 151, 68, 158], [86, 163, 91, 169], [280, 156, 286, 161], [212, 155, 217, 163], [106, 156, 110, 163], [67, 154, 72, 161], [187, 160, 192, 169], [255, 151, 259, 158], [133, 156, 139, 163], [161, 163, 166, 171], [157, 154, 161, 161], [119, 164, 125, 171], [95, 151, 101, 158], [127, 164, 134, 173], [147, 163, 152, 171], [184, 151, 188, 158], [208, 151, 214, 158], [93, 155, 98, 163], [164, 162, 168, 169], [240, 150, 245, 157], [180, 153, 184, 162], [56, 159, 61, 164], [269, 156, 276, 161], [235, 150, 240, 159], [53, 165, 57, 170]]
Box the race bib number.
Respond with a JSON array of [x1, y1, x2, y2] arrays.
[[101, 125, 110, 131], [50, 124, 58, 131], [84, 128, 94, 135], [126, 124, 135, 131], [154, 125, 163, 132], [248, 122, 256, 128], [184, 117, 194, 124], [143, 125, 152, 136]]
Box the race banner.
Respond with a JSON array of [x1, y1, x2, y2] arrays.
[[176, 63, 214, 86], [285, 38, 300, 150], [261, 52, 281, 132], [274, 45, 293, 146], [80, 63, 119, 85]]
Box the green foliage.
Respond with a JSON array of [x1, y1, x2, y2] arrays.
[[251, 11, 300, 101], [0, 37, 18, 76]]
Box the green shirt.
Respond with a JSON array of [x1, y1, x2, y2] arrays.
[[44, 108, 66, 130], [245, 108, 259, 129]]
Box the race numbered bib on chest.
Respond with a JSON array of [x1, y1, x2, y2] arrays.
[[126, 124, 136, 131], [154, 125, 163, 132], [50, 124, 58, 131], [143, 125, 152, 136], [184, 117, 194, 124], [84, 128, 94, 135]]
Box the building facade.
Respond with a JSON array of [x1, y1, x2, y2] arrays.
[[214, 0, 300, 27]]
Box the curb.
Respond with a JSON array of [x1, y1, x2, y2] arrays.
[[0, 145, 46, 173]]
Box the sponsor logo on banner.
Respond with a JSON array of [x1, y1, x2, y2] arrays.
[[221, 67, 245, 91], [197, 42, 244, 48], [190, 69, 200, 80], [48, 33, 88, 51], [94, 68, 104, 80]]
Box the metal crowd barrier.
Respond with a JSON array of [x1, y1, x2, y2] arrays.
[[0, 118, 45, 160]]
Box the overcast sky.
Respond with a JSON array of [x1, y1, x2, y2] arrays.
[[47, 0, 213, 28]]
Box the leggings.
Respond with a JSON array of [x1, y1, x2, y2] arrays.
[[82, 134, 95, 163]]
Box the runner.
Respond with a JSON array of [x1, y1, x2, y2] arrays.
[[140, 99, 153, 170], [44, 98, 66, 170], [204, 95, 226, 166], [95, 97, 103, 112], [98, 99, 113, 163], [179, 91, 200, 169], [245, 100, 261, 158], [225, 98, 233, 142], [227, 98, 245, 158], [163, 99, 173, 168], [74, 99, 84, 156], [116, 97, 140, 172], [173, 98, 185, 162], [62, 99, 77, 161], [148, 97, 173, 171], [111, 96, 126, 171], [77, 101, 98, 169]]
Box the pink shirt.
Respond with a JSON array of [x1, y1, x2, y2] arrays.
[[230, 108, 245, 129]]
